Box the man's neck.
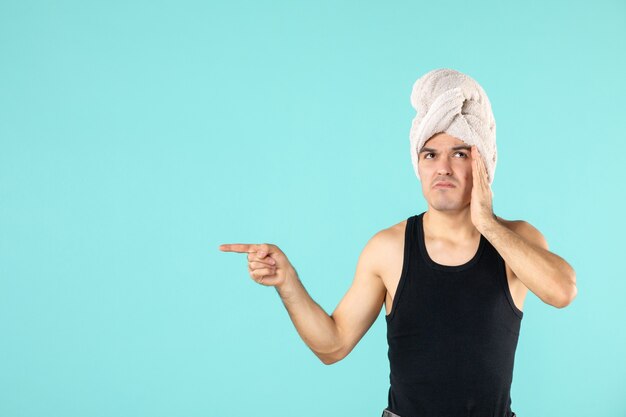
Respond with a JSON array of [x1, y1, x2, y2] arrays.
[[423, 208, 480, 242]]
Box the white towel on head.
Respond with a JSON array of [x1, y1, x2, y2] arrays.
[[409, 68, 497, 185]]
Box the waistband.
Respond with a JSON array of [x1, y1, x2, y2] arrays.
[[381, 408, 517, 417]]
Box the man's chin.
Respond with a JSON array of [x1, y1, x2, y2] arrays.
[[428, 198, 470, 212]]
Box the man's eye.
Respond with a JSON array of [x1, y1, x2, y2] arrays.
[[424, 152, 467, 159]]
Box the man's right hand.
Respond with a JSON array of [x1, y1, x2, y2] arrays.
[[218, 243, 294, 288]]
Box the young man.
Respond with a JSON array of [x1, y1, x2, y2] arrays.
[[219, 69, 577, 417]]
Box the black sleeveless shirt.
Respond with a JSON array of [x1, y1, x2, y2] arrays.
[[385, 212, 523, 417]]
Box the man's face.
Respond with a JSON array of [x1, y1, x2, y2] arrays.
[[417, 132, 474, 212]]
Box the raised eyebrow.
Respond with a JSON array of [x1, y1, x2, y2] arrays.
[[419, 145, 471, 154]]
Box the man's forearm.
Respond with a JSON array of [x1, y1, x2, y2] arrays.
[[478, 217, 577, 307], [275, 267, 341, 362]]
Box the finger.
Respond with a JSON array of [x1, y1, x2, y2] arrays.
[[250, 266, 276, 280], [248, 250, 276, 265], [476, 148, 488, 180], [255, 243, 272, 258], [248, 253, 276, 265], [478, 154, 489, 187], [474, 147, 484, 173], [483, 158, 490, 183], [471, 147, 479, 183], [253, 244, 277, 265], [219, 244, 255, 253], [471, 146, 487, 186], [249, 260, 276, 269]]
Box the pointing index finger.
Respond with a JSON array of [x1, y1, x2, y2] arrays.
[[218, 244, 257, 253]]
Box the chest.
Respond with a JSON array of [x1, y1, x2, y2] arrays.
[[382, 234, 526, 315]]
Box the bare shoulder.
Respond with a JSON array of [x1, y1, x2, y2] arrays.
[[495, 215, 549, 250], [362, 218, 408, 282], [372, 218, 407, 251]]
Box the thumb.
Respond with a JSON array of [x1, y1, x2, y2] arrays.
[[255, 243, 283, 260]]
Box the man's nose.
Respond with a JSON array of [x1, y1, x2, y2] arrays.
[[436, 156, 453, 175]]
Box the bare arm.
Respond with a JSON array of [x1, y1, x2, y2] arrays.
[[468, 145, 577, 308], [275, 233, 387, 364], [274, 267, 342, 364], [220, 233, 388, 365], [480, 218, 577, 308]]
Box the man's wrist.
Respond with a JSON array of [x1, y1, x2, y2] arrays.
[[276, 266, 300, 299]]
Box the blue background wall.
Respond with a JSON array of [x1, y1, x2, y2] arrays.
[[1, 0, 624, 416]]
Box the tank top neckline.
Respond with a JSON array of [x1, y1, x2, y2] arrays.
[[416, 212, 486, 272]]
